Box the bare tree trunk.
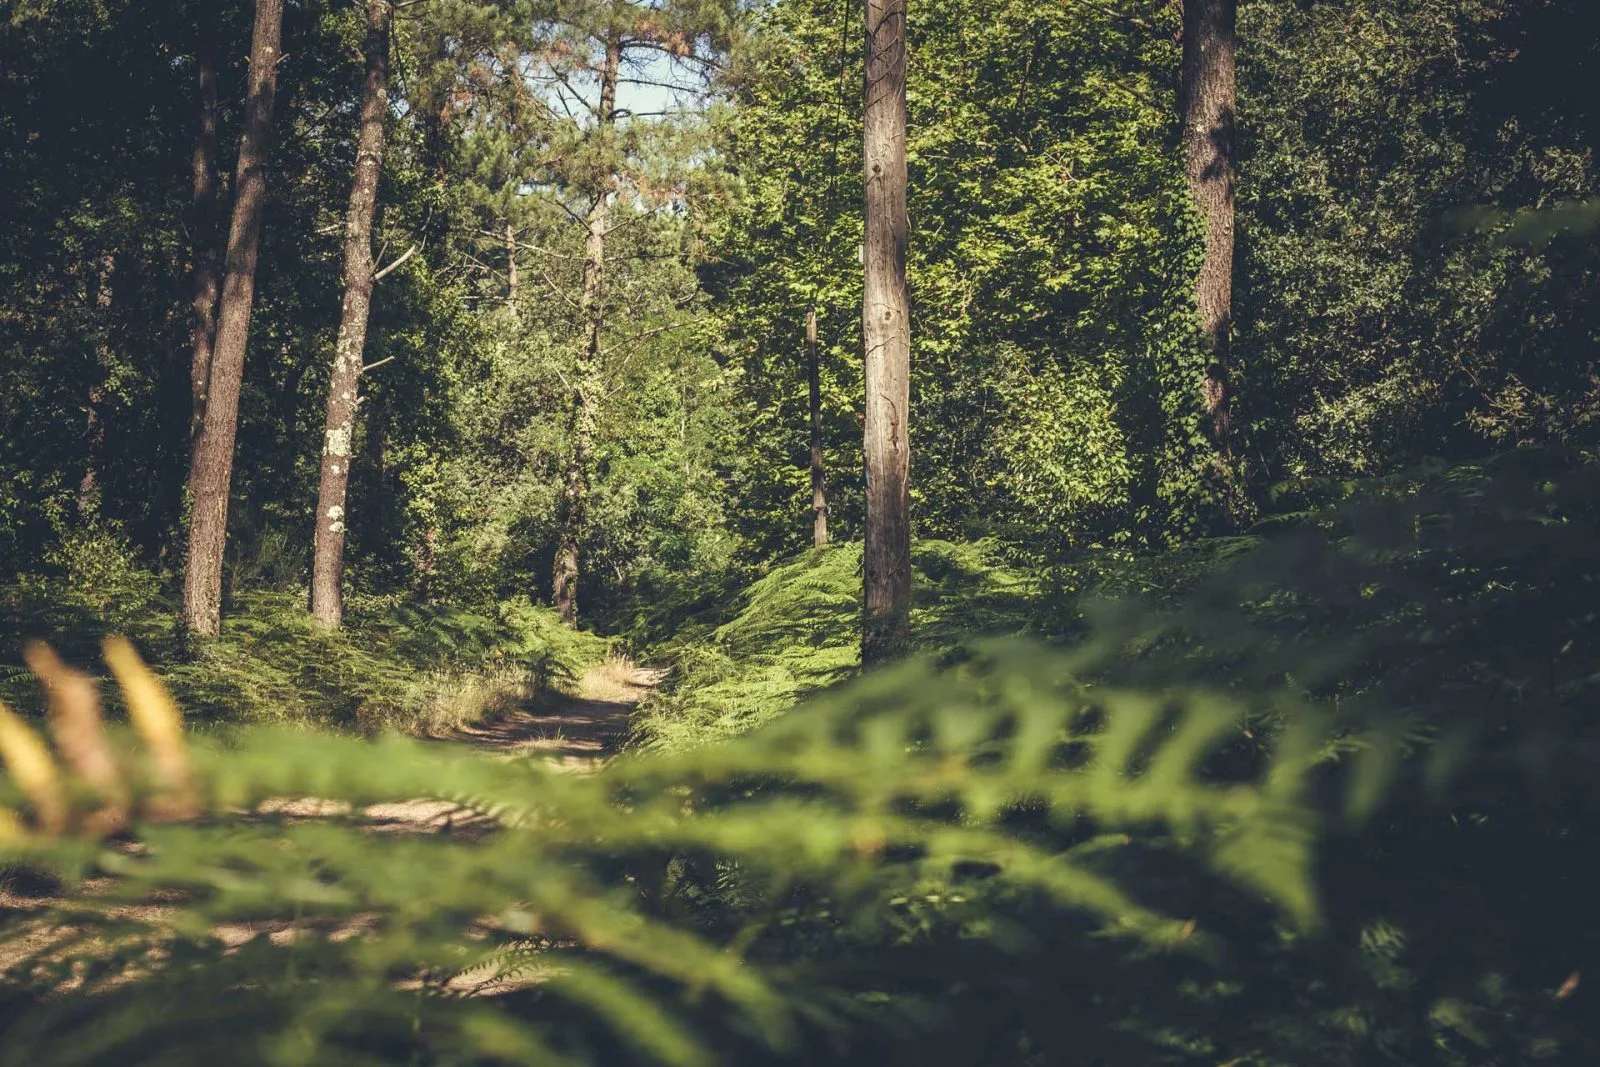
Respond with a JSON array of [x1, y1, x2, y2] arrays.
[[807, 306, 829, 548], [505, 220, 519, 309], [1181, 0, 1238, 505], [310, 0, 393, 630], [181, 0, 285, 638], [861, 0, 911, 666], [187, 6, 222, 453], [551, 35, 619, 628]]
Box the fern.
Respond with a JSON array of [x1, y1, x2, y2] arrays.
[[0, 586, 609, 733], [634, 541, 1034, 750], [0, 632, 1350, 1066]]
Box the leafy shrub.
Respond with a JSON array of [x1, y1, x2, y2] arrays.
[[16, 521, 161, 632]]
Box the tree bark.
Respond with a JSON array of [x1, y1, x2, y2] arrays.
[[1181, 0, 1237, 481], [311, 0, 392, 630], [181, 0, 285, 638], [505, 220, 519, 309], [187, 6, 222, 453], [551, 34, 620, 628], [807, 306, 829, 548], [861, 0, 912, 666]]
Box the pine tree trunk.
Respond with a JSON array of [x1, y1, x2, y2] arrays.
[[807, 306, 829, 548], [181, 0, 285, 638], [1181, 0, 1238, 491], [187, 6, 222, 453], [310, 0, 392, 630], [505, 220, 519, 309], [551, 35, 619, 628], [861, 0, 912, 666]]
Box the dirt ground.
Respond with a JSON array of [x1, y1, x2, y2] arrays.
[[0, 659, 667, 984]]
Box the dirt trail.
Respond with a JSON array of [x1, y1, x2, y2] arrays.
[[355, 659, 666, 832], [452, 659, 667, 765], [0, 661, 668, 976]]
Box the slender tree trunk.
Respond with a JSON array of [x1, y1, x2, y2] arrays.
[[861, 0, 911, 666], [807, 306, 829, 548], [551, 35, 619, 628], [187, 6, 222, 453], [311, 0, 393, 630], [505, 220, 519, 309], [181, 0, 285, 638], [1181, 0, 1238, 497]]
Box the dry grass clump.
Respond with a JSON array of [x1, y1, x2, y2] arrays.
[[576, 656, 648, 704], [380, 663, 536, 737]]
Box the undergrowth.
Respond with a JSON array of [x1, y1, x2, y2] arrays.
[[632, 540, 1037, 750], [0, 570, 610, 733], [0, 633, 1402, 1067], [4, 445, 1600, 1063]]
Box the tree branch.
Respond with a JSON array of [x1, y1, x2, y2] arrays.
[[373, 244, 418, 282]]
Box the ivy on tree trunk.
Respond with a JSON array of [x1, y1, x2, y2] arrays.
[[552, 33, 621, 628]]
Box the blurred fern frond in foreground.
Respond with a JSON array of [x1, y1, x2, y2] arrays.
[[0, 635, 1350, 1067]]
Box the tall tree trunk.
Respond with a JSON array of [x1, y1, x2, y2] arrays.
[[187, 6, 222, 453], [807, 306, 829, 548], [181, 0, 285, 638], [310, 0, 393, 630], [861, 0, 912, 666], [505, 220, 519, 309], [551, 35, 619, 628], [1181, 0, 1238, 501]]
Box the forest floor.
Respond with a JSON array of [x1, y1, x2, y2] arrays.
[[0, 659, 667, 982]]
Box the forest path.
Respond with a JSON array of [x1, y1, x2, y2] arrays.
[[338, 658, 667, 834], [450, 658, 667, 766], [0, 660, 668, 978]]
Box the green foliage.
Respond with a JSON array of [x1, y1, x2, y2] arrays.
[[0, 454, 1597, 1065], [9, 450, 1600, 1064], [3, 0, 1600, 1059], [634, 541, 1038, 750], [621, 450, 1600, 1065], [704, 0, 1213, 559], [1237, 0, 1600, 477], [0, 573, 609, 734], [20, 521, 163, 631]]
